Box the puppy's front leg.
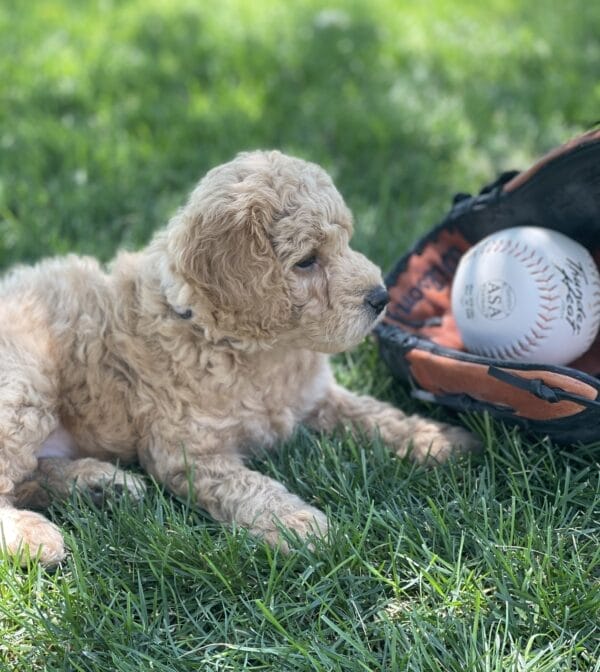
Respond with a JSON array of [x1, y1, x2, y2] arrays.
[[142, 447, 327, 551], [306, 383, 479, 464]]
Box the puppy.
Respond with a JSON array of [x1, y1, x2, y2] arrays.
[[0, 151, 478, 565]]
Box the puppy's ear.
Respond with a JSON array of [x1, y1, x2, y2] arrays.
[[168, 198, 291, 338]]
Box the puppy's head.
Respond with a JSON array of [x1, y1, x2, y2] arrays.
[[164, 150, 387, 352]]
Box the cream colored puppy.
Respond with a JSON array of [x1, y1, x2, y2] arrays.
[[0, 151, 478, 565]]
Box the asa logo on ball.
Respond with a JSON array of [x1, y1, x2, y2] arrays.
[[477, 280, 516, 320]]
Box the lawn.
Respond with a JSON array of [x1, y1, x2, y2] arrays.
[[0, 0, 599, 670]]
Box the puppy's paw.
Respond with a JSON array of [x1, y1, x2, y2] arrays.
[[0, 509, 66, 567], [14, 459, 147, 509], [72, 462, 147, 505], [400, 418, 481, 465], [255, 507, 329, 553]]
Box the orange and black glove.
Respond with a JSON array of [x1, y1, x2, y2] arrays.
[[376, 129, 600, 444]]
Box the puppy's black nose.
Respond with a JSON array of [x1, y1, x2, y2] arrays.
[[365, 286, 389, 315]]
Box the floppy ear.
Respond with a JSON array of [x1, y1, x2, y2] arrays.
[[167, 198, 292, 338]]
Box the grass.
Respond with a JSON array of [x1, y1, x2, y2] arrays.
[[0, 0, 599, 669]]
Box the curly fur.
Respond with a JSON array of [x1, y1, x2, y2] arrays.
[[0, 150, 478, 565]]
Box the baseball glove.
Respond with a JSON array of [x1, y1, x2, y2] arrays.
[[376, 129, 600, 444]]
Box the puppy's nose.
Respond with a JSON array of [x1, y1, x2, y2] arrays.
[[365, 286, 389, 315]]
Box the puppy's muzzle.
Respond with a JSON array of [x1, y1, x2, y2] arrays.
[[364, 286, 389, 316]]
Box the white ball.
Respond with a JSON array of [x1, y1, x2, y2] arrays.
[[451, 226, 600, 365]]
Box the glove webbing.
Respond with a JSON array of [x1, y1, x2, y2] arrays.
[[487, 366, 600, 408]]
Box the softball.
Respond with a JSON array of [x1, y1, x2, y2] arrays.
[[451, 226, 600, 365]]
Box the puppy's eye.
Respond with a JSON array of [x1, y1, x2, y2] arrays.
[[295, 255, 317, 269]]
